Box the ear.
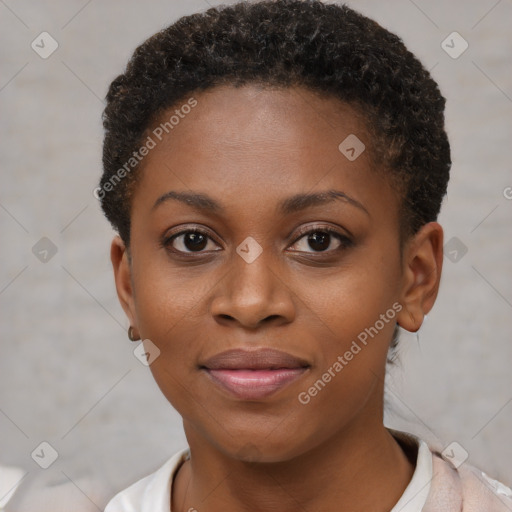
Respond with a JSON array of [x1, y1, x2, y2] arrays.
[[111, 236, 139, 336], [396, 222, 444, 333]]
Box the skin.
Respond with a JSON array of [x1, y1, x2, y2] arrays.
[[111, 84, 444, 512]]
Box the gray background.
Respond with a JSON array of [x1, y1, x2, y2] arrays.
[[1, 0, 511, 509]]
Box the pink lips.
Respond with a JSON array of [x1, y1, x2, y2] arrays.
[[200, 348, 310, 400]]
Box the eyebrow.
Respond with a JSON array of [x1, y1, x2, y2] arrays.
[[152, 189, 369, 216]]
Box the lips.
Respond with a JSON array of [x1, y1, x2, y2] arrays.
[[200, 348, 310, 400]]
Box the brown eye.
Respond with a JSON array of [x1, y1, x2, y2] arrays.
[[305, 232, 331, 252], [165, 229, 220, 254], [289, 228, 353, 254]]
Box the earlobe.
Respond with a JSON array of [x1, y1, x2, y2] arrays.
[[110, 236, 138, 331], [397, 222, 443, 333]]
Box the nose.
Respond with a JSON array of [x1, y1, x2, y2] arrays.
[[209, 249, 296, 330]]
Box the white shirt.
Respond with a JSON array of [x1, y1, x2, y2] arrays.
[[104, 434, 433, 512]]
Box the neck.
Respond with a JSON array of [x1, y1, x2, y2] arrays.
[[172, 416, 414, 512]]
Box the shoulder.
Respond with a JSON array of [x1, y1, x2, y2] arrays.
[[424, 447, 512, 512], [104, 448, 190, 512], [389, 429, 512, 512]]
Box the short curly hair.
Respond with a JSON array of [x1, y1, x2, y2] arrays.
[[99, 0, 451, 248]]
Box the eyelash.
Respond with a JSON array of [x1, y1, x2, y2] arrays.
[[161, 225, 353, 257], [290, 226, 353, 255]]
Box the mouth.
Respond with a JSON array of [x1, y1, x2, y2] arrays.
[[199, 348, 311, 400]]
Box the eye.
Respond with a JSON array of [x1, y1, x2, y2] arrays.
[[164, 228, 221, 254], [289, 226, 353, 254], [162, 225, 352, 256]]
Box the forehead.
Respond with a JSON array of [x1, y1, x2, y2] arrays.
[[148, 84, 369, 166], [133, 84, 397, 224]]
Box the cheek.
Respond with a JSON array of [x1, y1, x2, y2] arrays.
[[293, 278, 399, 442], [130, 257, 217, 407], [295, 249, 401, 390], [132, 249, 212, 334], [299, 250, 401, 342]]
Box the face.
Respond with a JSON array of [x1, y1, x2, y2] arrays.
[[111, 84, 442, 462]]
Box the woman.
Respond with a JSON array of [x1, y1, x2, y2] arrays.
[[97, 1, 512, 510]]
